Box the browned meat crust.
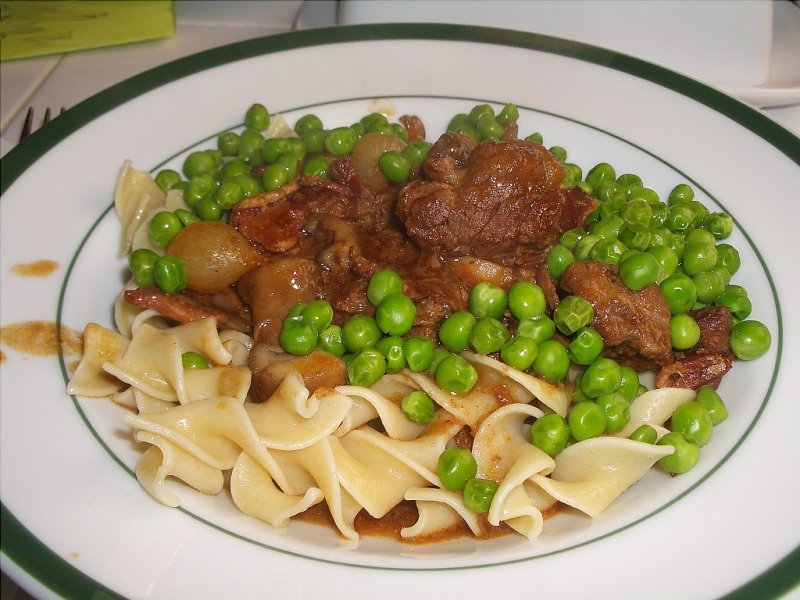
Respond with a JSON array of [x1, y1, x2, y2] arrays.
[[655, 353, 733, 390]]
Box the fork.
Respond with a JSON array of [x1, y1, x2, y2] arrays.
[[18, 106, 65, 143]]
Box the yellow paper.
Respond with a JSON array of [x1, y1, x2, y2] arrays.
[[0, 1, 175, 61]]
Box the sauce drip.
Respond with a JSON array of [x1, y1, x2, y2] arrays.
[[0, 321, 82, 357], [11, 259, 58, 277]]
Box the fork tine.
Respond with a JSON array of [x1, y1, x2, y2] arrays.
[[43, 107, 52, 125], [19, 107, 34, 142]]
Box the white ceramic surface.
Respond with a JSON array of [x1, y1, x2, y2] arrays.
[[1, 25, 798, 600]]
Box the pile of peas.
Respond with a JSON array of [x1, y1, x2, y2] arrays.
[[129, 101, 772, 499]]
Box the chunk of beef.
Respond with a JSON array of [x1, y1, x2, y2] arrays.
[[655, 353, 732, 390], [558, 261, 673, 370], [399, 114, 426, 143], [248, 345, 347, 401], [678, 306, 733, 358], [421, 131, 477, 185], [396, 137, 568, 259], [237, 258, 320, 346], [123, 286, 248, 331], [232, 201, 307, 253]]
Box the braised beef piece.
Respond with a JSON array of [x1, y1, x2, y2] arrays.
[[655, 353, 732, 390], [399, 114, 426, 143], [123, 286, 250, 332], [397, 137, 569, 259], [558, 261, 673, 371], [248, 345, 347, 401], [679, 306, 733, 358], [421, 130, 477, 185]]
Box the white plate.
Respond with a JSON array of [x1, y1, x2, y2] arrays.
[[1, 24, 799, 600]]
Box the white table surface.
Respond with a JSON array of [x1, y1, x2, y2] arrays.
[[1, 1, 798, 598]]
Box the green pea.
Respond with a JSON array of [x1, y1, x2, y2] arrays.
[[276, 152, 298, 180], [196, 197, 223, 221], [174, 208, 200, 227], [377, 336, 407, 373], [617, 365, 640, 402], [403, 336, 435, 372], [657, 432, 700, 474], [280, 317, 318, 356], [546, 244, 575, 279], [437, 447, 477, 491], [428, 347, 452, 376], [439, 311, 477, 353], [581, 357, 622, 398], [683, 243, 718, 275], [378, 151, 412, 183], [303, 128, 327, 153], [595, 392, 631, 433], [184, 174, 216, 207], [294, 113, 324, 136], [668, 183, 695, 205], [404, 141, 432, 165], [692, 270, 725, 304], [591, 214, 624, 240], [701, 212, 733, 240], [622, 198, 653, 227], [390, 123, 408, 141], [238, 128, 266, 158], [671, 401, 713, 447], [367, 269, 404, 306], [220, 159, 250, 181], [716, 291, 752, 321], [629, 424, 658, 444], [715, 243, 740, 276], [549, 145, 568, 163], [660, 274, 698, 315], [532, 339, 570, 383], [154, 168, 182, 192], [669, 314, 700, 350], [470, 318, 510, 354], [616, 173, 643, 192], [468, 282, 507, 319], [245, 103, 270, 131], [694, 385, 728, 425], [375, 293, 416, 337], [496, 103, 519, 125], [507, 281, 546, 320], [317, 324, 346, 357], [628, 187, 660, 205], [559, 228, 585, 251], [301, 299, 334, 332], [347, 347, 386, 387], [685, 228, 716, 247], [568, 401, 607, 441], [648, 227, 670, 248], [553, 295, 594, 336], [324, 126, 358, 156], [567, 326, 604, 365], [400, 390, 435, 424], [729, 320, 771, 360], [526, 131, 544, 144], [590, 238, 627, 266], [261, 163, 288, 192], [468, 103, 494, 126], [152, 255, 187, 295], [516, 315, 556, 344], [647, 245, 679, 280], [500, 336, 538, 371], [595, 180, 625, 206], [128, 248, 160, 286], [618, 222, 652, 251], [261, 138, 289, 164], [619, 251, 660, 291], [435, 354, 478, 393], [217, 131, 240, 156], [303, 155, 331, 179], [651, 202, 670, 228], [725, 284, 748, 297], [463, 478, 498, 514], [477, 113, 504, 141], [233, 174, 262, 198], [585, 162, 616, 189], [181, 351, 209, 370], [182, 151, 216, 178], [362, 112, 390, 130], [573, 233, 600, 261], [341, 315, 382, 353], [214, 180, 244, 210], [147, 211, 184, 248], [529, 413, 570, 457], [664, 203, 695, 233], [284, 137, 307, 160]]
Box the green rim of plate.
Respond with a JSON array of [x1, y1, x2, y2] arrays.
[[1, 23, 798, 600]]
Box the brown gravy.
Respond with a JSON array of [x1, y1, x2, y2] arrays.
[[0, 321, 82, 357], [11, 259, 59, 277]]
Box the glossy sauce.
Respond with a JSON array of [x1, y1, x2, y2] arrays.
[[0, 321, 82, 357]]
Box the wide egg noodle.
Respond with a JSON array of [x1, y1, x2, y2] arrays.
[[614, 387, 696, 438], [218, 330, 254, 366], [230, 452, 325, 528], [184, 366, 251, 404], [114, 160, 166, 257], [67, 323, 129, 397], [336, 377, 426, 440], [133, 430, 225, 507], [529, 437, 674, 518], [402, 487, 482, 538], [463, 351, 572, 417], [246, 372, 354, 450]]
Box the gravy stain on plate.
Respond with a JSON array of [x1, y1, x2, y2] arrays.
[[11, 259, 59, 277], [0, 321, 82, 358]]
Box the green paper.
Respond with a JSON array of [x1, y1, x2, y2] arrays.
[[0, 0, 175, 61]]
